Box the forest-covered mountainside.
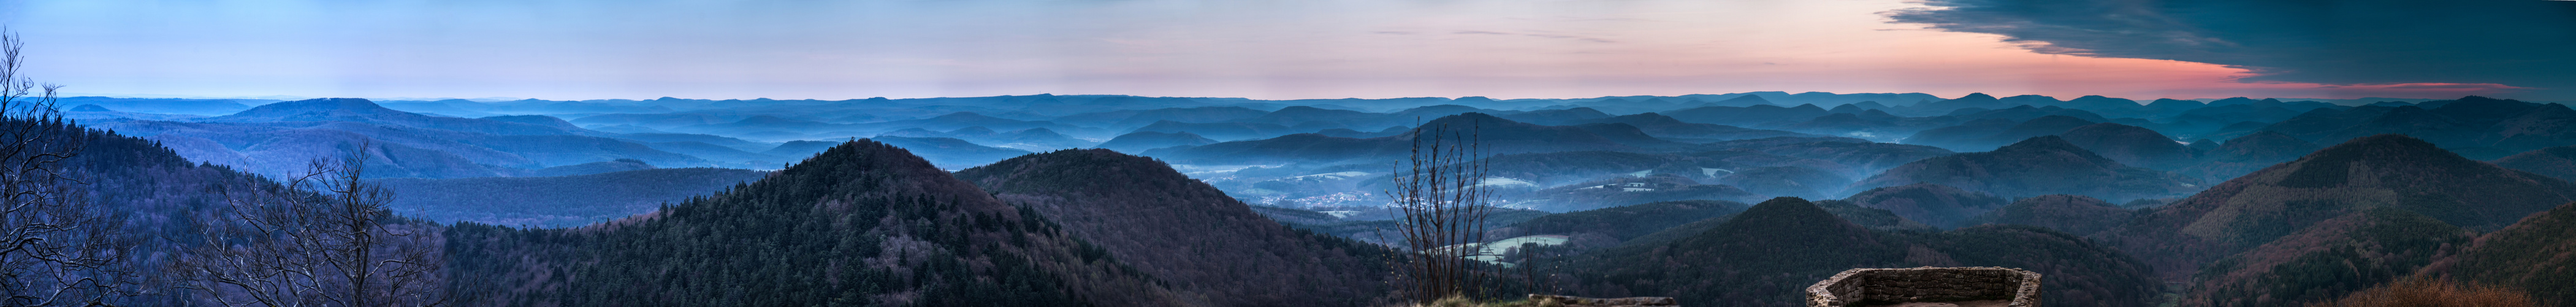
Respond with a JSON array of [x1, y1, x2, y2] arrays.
[[442, 140, 1185, 306], [2420, 201, 2576, 303], [2493, 144, 2576, 182], [1840, 183, 2010, 229], [2181, 208, 2474, 307], [2057, 123, 2200, 171], [2096, 134, 2576, 281], [1564, 197, 2160, 307], [1965, 194, 2136, 236], [953, 149, 1394, 306]]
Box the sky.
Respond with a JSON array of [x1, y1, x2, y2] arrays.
[[1, 0, 2569, 101]]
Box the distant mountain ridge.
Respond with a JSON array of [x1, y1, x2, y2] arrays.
[[2259, 96, 2576, 159], [1149, 112, 1682, 165], [1849, 136, 2203, 202], [205, 98, 609, 136], [94, 98, 740, 177], [375, 167, 768, 227]]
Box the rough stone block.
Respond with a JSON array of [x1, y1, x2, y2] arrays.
[[1801, 266, 2041, 307]]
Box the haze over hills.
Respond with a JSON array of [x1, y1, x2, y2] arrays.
[[1566, 112, 1821, 142], [2057, 123, 2201, 171], [78, 93, 2547, 184], [2176, 131, 2324, 183], [66, 92, 2543, 220], [1149, 112, 1681, 165], [1488, 200, 1749, 249], [1095, 131, 1219, 154], [1848, 136, 2204, 203], [88, 98, 750, 177], [373, 167, 769, 227]]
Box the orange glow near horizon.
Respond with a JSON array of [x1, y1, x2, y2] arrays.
[[3, 0, 2542, 101]]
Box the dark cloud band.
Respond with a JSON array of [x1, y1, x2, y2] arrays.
[[1886, 0, 2576, 99]]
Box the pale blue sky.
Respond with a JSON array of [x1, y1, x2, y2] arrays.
[[2, 0, 2563, 101]]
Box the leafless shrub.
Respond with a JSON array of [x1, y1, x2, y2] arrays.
[[1389, 119, 1492, 303], [0, 29, 143, 306], [173, 143, 446, 306]]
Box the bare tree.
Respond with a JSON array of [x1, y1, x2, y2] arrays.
[[173, 142, 445, 306], [0, 29, 143, 306], [1386, 119, 1491, 303]]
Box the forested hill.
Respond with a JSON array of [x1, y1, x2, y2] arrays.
[[17, 118, 282, 306], [442, 139, 1186, 306], [954, 149, 1393, 306], [1566, 197, 2160, 307], [2097, 134, 2576, 281]]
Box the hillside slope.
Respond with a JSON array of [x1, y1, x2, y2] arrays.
[[1840, 183, 2009, 229], [1965, 195, 2135, 236], [953, 149, 1392, 306], [2182, 209, 2474, 307], [2421, 201, 2576, 303], [1567, 197, 2159, 307], [443, 141, 1186, 306], [2492, 145, 2576, 182], [2095, 134, 2576, 281]]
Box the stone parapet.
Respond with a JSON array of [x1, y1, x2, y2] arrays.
[[1803, 266, 2041, 307], [1526, 294, 1679, 306]]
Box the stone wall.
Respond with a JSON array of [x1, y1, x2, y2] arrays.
[[1803, 266, 2041, 307], [1527, 294, 1679, 307]]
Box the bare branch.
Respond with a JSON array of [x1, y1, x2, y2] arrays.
[[173, 141, 446, 306], [0, 29, 139, 307], [1387, 118, 1493, 303]]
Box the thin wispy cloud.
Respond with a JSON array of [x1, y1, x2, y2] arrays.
[[1451, 31, 1615, 43]]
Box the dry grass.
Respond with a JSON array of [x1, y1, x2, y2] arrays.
[[2304, 278, 2541, 307]]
